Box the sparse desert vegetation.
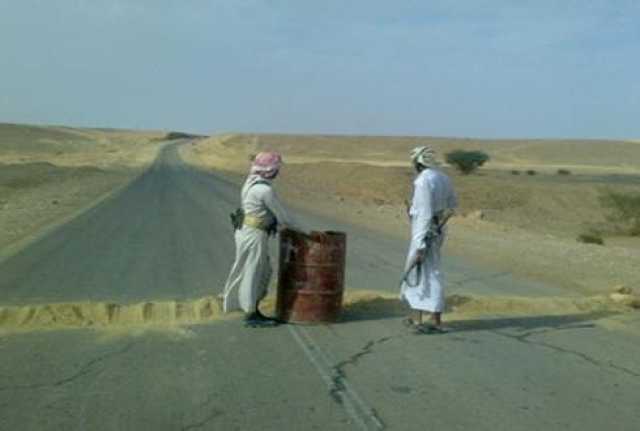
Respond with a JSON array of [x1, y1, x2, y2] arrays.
[[445, 150, 490, 175], [577, 231, 605, 245], [599, 189, 640, 236]]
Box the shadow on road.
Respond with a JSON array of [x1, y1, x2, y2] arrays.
[[341, 295, 622, 334], [341, 295, 406, 322], [446, 311, 617, 333]]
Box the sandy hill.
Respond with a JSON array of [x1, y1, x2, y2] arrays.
[[0, 123, 163, 166], [185, 132, 640, 237], [195, 133, 640, 174], [0, 123, 164, 256]]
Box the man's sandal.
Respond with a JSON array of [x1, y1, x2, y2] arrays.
[[410, 324, 450, 335], [244, 318, 279, 328], [244, 312, 280, 328], [402, 317, 420, 329], [425, 325, 450, 334], [256, 310, 285, 324]]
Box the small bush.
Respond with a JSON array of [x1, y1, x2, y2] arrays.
[[557, 169, 571, 175], [511, 170, 520, 175], [577, 232, 604, 245], [445, 150, 490, 175], [600, 190, 640, 236], [526, 170, 537, 176]]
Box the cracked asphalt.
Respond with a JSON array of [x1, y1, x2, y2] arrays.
[[1, 142, 640, 430]]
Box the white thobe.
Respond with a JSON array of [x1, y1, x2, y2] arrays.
[[223, 175, 296, 313], [401, 168, 457, 312]]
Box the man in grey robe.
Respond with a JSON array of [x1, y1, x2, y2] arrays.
[[222, 151, 299, 327]]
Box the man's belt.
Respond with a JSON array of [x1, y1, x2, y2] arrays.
[[243, 215, 270, 230]]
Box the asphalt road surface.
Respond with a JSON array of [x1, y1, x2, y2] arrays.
[[1, 143, 639, 430]]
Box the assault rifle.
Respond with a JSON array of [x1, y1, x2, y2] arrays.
[[400, 209, 455, 288]]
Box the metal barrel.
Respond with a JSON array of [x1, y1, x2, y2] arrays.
[[276, 229, 347, 323]]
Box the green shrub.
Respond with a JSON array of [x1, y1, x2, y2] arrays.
[[577, 232, 604, 245], [599, 190, 640, 236], [526, 170, 537, 176], [511, 170, 520, 175], [557, 169, 571, 175], [445, 150, 490, 175]]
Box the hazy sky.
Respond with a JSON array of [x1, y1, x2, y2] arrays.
[[1, 1, 638, 138]]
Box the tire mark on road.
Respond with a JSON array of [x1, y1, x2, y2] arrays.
[[287, 325, 385, 431]]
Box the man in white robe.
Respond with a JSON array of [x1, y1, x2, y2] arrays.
[[401, 146, 457, 333], [222, 152, 299, 327]]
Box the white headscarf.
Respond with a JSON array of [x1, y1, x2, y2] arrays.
[[410, 145, 438, 168]]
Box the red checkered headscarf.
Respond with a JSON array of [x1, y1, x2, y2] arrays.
[[250, 152, 282, 179]]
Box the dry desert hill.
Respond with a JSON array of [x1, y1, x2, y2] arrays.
[[0, 123, 164, 259]]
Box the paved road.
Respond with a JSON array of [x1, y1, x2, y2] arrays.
[[1, 143, 639, 430]]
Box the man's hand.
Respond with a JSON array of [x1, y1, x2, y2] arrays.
[[286, 227, 330, 242], [404, 199, 411, 217], [310, 231, 330, 242], [414, 248, 426, 264]]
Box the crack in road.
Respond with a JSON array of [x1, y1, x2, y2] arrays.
[[181, 409, 223, 431], [180, 394, 223, 431], [494, 327, 640, 378], [0, 342, 136, 392], [333, 336, 395, 372], [327, 334, 401, 426]]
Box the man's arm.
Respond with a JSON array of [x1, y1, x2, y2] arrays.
[[411, 177, 433, 261], [262, 187, 299, 231]]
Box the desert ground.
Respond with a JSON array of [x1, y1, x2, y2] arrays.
[[0, 123, 164, 260], [2, 128, 640, 430], [180, 133, 640, 295]]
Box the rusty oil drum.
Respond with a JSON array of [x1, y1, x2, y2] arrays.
[[276, 229, 346, 323]]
